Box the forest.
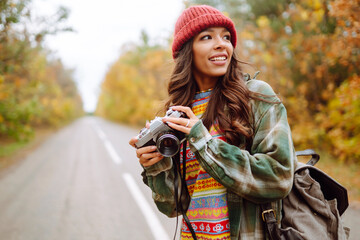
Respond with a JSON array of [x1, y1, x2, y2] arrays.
[[97, 0, 359, 164], [1, 0, 359, 199], [96, 0, 359, 199], [0, 0, 83, 145]]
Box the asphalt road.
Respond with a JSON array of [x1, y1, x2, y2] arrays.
[[0, 116, 358, 240], [0, 117, 179, 240]]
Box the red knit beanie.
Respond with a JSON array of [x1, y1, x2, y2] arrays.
[[172, 5, 237, 58]]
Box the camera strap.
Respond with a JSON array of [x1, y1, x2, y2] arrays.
[[172, 140, 197, 240]]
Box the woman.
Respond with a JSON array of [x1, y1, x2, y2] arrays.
[[129, 5, 296, 240]]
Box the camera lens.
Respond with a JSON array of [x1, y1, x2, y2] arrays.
[[156, 131, 181, 157]]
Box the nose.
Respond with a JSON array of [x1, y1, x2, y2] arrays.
[[213, 36, 226, 49]]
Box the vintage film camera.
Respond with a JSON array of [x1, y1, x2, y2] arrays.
[[135, 109, 186, 157]]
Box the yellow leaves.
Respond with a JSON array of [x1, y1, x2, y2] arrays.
[[262, 52, 272, 64], [279, 77, 287, 87], [0, 90, 8, 101], [312, 0, 322, 10], [256, 16, 270, 28], [14, 77, 25, 87], [313, 8, 324, 23], [144, 51, 163, 70], [299, 60, 308, 75], [315, 65, 326, 79], [289, 2, 325, 29], [300, 10, 309, 21], [97, 46, 171, 126], [41, 97, 49, 107], [305, 0, 322, 10], [1, 54, 83, 140], [239, 31, 254, 40], [289, 33, 304, 50], [321, 83, 335, 102], [0, 1, 83, 142], [286, 94, 317, 149], [316, 74, 360, 162]]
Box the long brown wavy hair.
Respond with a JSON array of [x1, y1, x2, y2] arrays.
[[164, 39, 260, 146]]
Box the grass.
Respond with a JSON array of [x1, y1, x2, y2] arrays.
[[0, 139, 29, 170], [0, 127, 56, 171], [0, 140, 29, 157]]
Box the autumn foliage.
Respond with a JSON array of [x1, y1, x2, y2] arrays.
[[0, 0, 83, 141], [233, 0, 360, 162], [96, 35, 171, 126], [98, 0, 359, 163]]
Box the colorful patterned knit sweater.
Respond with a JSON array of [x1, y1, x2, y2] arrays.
[[143, 80, 295, 239], [180, 89, 231, 240]]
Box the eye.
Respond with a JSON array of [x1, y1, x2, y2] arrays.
[[200, 35, 212, 40], [223, 34, 231, 41]]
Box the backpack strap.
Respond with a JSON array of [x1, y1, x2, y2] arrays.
[[260, 203, 281, 240], [295, 149, 319, 166]]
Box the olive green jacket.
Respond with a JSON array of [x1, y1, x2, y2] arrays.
[[142, 80, 296, 239]]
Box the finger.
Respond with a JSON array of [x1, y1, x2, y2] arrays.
[[129, 137, 138, 148], [163, 116, 198, 131], [140, 155, 164, 167], [140, 157, 163, 167], [165, 121, 191, 135], [136, 145, 157, 158], [171, 106, 197, 119], [163, 116, 189, 126], [139, 151, 162, 162]]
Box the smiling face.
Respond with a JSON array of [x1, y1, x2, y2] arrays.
[[192, 27, 234, 90]]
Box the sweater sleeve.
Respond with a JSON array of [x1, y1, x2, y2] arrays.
[[142, 156, 190, 217], [187, 82, 295, 204]]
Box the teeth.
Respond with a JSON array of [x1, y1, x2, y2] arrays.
[[210, 56, 226, 61]]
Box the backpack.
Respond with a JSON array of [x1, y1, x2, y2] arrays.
[[243, 72, 350, 239], [261, 149, 350, 240]]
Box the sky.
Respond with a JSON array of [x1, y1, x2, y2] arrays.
[[32, 0, 184, 112]]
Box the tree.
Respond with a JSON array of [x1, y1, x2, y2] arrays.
[[182, 0, 360, 162], [96, 33, 171, 126], [0, 0, 83, 141]]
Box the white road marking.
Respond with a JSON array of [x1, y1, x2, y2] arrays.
[[93, 124, 122, 165], [92, 120, 169, 239], [123, 173, 170, 240]]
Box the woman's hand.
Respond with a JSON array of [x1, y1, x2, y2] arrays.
[[129, 126, 164, 167], [162, 106, 199, 135]]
